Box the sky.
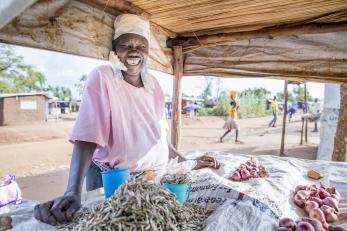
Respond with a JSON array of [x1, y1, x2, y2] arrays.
[[10, 44, 326, 100]]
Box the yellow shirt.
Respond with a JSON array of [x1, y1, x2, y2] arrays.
[[229, 108, 237, 119], [271, 100, 279, 112]]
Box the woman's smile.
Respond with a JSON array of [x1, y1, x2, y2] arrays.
[[125, 55, 142, 66]]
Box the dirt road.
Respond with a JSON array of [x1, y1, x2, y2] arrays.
[[0, 114, 319, 201]]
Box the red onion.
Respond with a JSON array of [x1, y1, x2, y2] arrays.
[[319, 189, 330, 199], [309, 197, 322, 206], [230, 171, 241, 181], [294, 194, 306, 208], [240, 169, 251, 180], [296, 221, 315, 231], [326, 212, 338, 222], [295, 185, 308, 193], [322, 197, 339, 212], [304, 200, 319, 213], [309, 208, 326, 223]]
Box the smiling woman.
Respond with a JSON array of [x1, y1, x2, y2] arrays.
[[33, 13, 220, 226], [114, 33, 149, 87]]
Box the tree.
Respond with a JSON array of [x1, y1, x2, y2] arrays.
[[199, 77, 213, 100], [47, 85, 72, 101], [0, 44, 47, 93], [276, 91, 294, 102], [215, 78, 222, 100], [74, 74, 87, 97], [240, 87, 271, 97], [293, 85, 313, 102]]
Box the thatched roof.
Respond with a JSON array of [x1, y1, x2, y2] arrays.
[[0, 0, 346, 83], [128, 0, 347, 36]]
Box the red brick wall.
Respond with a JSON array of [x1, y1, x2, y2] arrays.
[[1, 95, 47, 125]]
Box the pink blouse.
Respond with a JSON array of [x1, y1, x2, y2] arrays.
[[70, 65, 169, 172]]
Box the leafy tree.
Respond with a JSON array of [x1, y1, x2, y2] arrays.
[[47, 85, 72, 101], [276, 91, 295, 102], [0, 44, 47, 93], [293, 85, 313, 102], [199, 77, 213, 100], [239, 87, 271, 97], [74, 74, 87, 97]]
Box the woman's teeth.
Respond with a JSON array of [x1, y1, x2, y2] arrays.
[[126, 58, 141, 66]]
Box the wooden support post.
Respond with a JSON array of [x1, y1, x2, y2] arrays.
[[332, 84, 347, 161], [171, 46, 183, 149], [304, 83, 308, 143], [300, 118, 304, 145], [280, 81, 288, 156]]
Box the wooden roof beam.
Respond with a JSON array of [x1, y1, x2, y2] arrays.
[[167, 22, 347, 52], [0, 0, 37, 29]]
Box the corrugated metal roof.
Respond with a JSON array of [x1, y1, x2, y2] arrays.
[[0, 92, 53, 99]]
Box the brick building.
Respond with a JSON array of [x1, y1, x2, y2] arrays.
[[0, 93, 51, 126]]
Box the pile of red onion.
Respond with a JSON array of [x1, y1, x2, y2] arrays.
[[277, 217, 346, 231], [229, 159, 268, 181], [291, 183, 342, 230]]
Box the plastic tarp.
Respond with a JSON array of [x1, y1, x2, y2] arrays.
[[2, 152, 347, 230], [317, 84, 341, 160]]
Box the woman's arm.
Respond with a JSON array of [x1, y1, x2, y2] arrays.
[[167, 143, 220, 170], [34, 141, 96, 225], [168, 143, 186, 162], [66, 141, 97, 194]]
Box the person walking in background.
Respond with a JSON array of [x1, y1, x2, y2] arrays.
[[268, 96, 279, 127], [220, 91, 242, 143], [287, 103, 297, 123], [312, 98, 321, 132]]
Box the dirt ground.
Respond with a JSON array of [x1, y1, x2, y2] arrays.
[[0, 113, 319, 202]]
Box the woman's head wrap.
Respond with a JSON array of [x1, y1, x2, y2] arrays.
[[109, 14, 154, 93]]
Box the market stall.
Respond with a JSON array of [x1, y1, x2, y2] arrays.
[[2, 152, 347, 230], [0, 1, 347, 230]]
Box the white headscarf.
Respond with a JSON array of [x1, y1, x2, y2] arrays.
[[109, 14, 154, 93]]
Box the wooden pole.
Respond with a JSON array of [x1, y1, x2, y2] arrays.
[[280, 80, 288, 156], [304, 83, 308, 143], [171, 46, 183, 149], [300, 118, 304, 145], [332, 84, 347, 161]]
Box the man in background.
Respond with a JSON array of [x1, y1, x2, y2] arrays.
[[312, 98, 321, 132], [268, 96, 279, 127]]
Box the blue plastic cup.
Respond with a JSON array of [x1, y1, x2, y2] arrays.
[[101, 168, 129, 199], [163, 183, 192, 204]]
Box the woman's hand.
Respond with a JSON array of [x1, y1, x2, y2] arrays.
[[193, 155, 221, 170], [34, 192, 81, 225]]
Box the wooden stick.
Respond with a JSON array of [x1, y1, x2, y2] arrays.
[[167, 22, 347, 51], [304, 83, 308, 143], [171, 46, 183, 149], [280, 81, 288, 156], [300, 118, 305, 145]]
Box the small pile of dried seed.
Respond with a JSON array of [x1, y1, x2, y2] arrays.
[[69, 178, 206, 231], [160, 173, 192, 184]]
